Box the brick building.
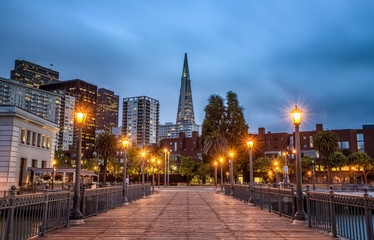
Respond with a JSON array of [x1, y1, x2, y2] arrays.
[[160, 131, 202, 162]]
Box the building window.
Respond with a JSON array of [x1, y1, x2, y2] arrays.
[[46, 136, 50, 149], [37, 134, 41, 147], [309, 136, 313, 148], [32, 159, 38, 168], [32, 132, 36, 146], [339, 141, 349, 150], [20, 129, 26, 143], [26, 130, 31, 145], [42, 161, 46, 168], [357, 133, 364, 152], [42, 135, 46, 148]]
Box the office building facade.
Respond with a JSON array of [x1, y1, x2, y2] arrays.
[[40, 79, 97, 150], [122, 96, 159, 147], [96, 88, 119, 133], [10, 60, 60, 88]]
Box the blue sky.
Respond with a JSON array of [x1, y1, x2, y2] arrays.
[[1, 1, 374, 133]]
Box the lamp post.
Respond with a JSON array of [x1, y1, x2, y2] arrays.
[[229, 152, 234, 196], [167, 151, 170, 186], [290, 106, 307, 222], [151, 159, 155, 194], [247, 141, 254, 203], [312, 159, 316, 191], [282, 152, 289, 184], [164, 149, 167, 187], [141, 151, 146, 197], [51, 160, 56, 190], [214, 162, 218, 189], [157, 160, 160, 189], [274, 161, 279, 185], [352, 166, 356, 184], [122, 139, 129, 205], [220, 158, 224, 194], [146, 159, 149, 184], [70, 111, 86, 223]]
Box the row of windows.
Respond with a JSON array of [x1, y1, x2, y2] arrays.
[[20, 129, 51, 149]]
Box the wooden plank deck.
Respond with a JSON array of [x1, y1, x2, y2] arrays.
[[42, 187, 333, 239]]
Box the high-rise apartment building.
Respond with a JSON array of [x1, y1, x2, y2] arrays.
[[40, 79, 97, 150], [10, 60, 60, 88], [96, 88, 119, 133], [159, 53, 199, 142], [0, 77, 62, 124], [122, 96, 159, 147]]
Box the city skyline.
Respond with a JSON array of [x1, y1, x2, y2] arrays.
[[1, 1, 374, 133]]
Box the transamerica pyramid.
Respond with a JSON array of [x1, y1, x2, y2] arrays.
[[176, 53, 195, 125]]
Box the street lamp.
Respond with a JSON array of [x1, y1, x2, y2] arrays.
[[157, 160, 161, 189], [290, 106, 307, 222], [214, 162, 218, 189], [312, 159, 316, 190], [282, 152, 289, 184], [141, 151, 146, 197], [146, 159, 149, 184], [70, 111, 87, 223], [229, 152, 234, 196], [151, 159, 155, 194], [352, 166, 356, 184], [51, 160, 56, 190], [220, 158, 224, 194], [163, 149, 167, 187], [247, 140, 254, 203], [274, 161, 279, 185], [167, 150, 170, 186], [122, 139, 130, 205]]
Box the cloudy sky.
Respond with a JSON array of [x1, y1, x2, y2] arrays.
[[1, 1, 373, 133]]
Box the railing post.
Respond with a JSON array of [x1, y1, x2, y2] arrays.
[[39, 184, 49, 237], [80, 184, 86, 218], [363, 187, 372, 240], [260, 184, 263, 209], [306, 184, 311, 227], [105, 187, 109, 211], [5, 185, 16, 240], [291, 183, 295, 220], [278, 183, 281, 217], [95, 188, 99, 216], [268, 183, 271, 212], [253, 184, 256, 206], [329, 185, 337, 238], [66, 184, 71, 227]]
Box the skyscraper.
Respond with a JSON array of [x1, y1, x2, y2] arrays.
[[40, 79, 97, 150], [122, 96, 159, 147], [97, 88, 119, 133], [176, 53, 195, 125], [10, 60, 60, 88]]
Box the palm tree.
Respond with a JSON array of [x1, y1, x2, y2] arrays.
[[203, 132, 228, 159], [95, 132, 118, 185], [313, 131, 339, 184]]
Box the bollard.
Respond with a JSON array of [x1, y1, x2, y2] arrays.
[[39, 184, 49, 237], [329, 185, 337, 238], [363, 187, 372, 240]]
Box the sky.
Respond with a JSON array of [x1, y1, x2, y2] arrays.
[[1, 1, 374, 133]]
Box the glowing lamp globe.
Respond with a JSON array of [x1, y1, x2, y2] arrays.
[[75, 112, 87, 124], [290, 106, 303, 126]]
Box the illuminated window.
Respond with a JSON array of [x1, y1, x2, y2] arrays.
[[42, 135, 46, 148]]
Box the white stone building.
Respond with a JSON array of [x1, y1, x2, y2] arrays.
[[0, 106, 59, 191]]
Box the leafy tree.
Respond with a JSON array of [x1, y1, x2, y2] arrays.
[[253, 157, 272, 182], [107, 157, 121, 181], [54, 150, 72, 167], [301, 155, 314, 176], [95, 132, 119, 185], [313, 131, 339, 184], [224, 91, 249, 146], [82, 157, 99, 171], [201, 95, 226, 152], [179, 156, 195, 185], [348, 152, 374, 184], [330, 152, 347, 170], [195, 162, 210, 184]]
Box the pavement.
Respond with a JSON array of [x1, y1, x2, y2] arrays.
[[42, 187, 334, 239]]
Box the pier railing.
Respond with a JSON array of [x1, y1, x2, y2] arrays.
[[224, 184, 374, 240], [0, 184, 152, 240]]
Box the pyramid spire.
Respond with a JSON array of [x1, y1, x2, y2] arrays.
[[182, 52, 190, 78], [177, 53, 195, 125]]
